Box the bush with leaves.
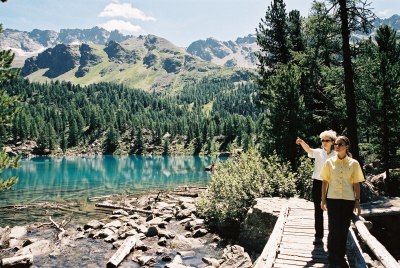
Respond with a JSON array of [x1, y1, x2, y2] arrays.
[[196, 149, 296, 225], [295, 156, 313, 200], [0, 149, 19, 191]]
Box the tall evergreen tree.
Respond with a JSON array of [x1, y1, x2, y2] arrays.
[[104, 126, 120, 154], [325, 0, 375, 161], [256, 0, 289, 92], [374, 25, 400, 182], [0, 24, 20, 191], [256, 1, 304, 167]]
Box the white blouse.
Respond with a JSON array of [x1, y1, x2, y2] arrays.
[[308, 148, 336, 181]]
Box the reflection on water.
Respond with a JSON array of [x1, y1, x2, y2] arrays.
[[0, 155, 217, 206]]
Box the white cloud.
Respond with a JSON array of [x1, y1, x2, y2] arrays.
[[99, 2, 156, 21], [99, 19, 143, 34], [376, 9, 393, 18]]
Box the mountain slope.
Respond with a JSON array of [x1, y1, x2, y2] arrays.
[[186, 35, 258, 69], [21, 34, 250, 92], [0, 27, 131, 67]]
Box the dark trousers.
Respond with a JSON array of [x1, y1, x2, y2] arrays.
[[326, 198, 354, 265], [312, 179, 324, 239]]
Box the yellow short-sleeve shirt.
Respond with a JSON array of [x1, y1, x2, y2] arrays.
[[320, 156, 365, 201]]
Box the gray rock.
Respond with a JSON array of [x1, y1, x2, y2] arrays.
[[178, 250, 195, 258], [137, 255, 156, 265], [192, 228, 208, 238], [104, 234, 118, 243], [93, 228, 114, 239], [219, 245, 252, 268], [158, 237, 167, 246], [16, 239, 55, 257], [113, 209, 129, 216], [162, 254, 173, 261], [104, 220, 122, 229], [8, 238, 24, 249], [119, 229, 138, 239], [135, 239, 150, 251], [0, 226, 10, 249], [112, 240, 124, 249], [202, 256, 221, 267], [238, 198, 279, 252], [163, 214, 174, 222], [9, 226, 27, 239], [158, 230, 175, 239], [147, 217, 163, 225], [84, 220, 104, 230], [146, 226, 159, 237], [176, 209, 192, 219]]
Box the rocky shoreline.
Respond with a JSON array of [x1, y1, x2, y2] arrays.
[[0, 187, 253, 268]]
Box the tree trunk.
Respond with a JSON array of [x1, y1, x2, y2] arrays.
[[338, 0, 360, 161]]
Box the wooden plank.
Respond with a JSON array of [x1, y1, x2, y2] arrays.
[[277, 250, 327, 259], [277, 253, 328, 263], [254, 206, 289, 268], [274, 258, 328, 267], [279, 242, 327, 251], [106, 235, 137, 267], [274, 264, 328, 268]]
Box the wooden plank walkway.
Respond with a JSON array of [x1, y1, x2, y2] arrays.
[[273, 206, 331, 268], [254, 202, 361, 268]]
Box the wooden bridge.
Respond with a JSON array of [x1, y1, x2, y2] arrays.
[[254, 199, 400, 268]]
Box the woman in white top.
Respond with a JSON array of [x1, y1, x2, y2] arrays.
[[296, 130, 337, 245]]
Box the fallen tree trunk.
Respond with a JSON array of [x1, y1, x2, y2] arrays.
[[353, 215, 400, 268], [95, 202, 162, 216], [1, 254, 33, 267], [106, 235, 137, 267]]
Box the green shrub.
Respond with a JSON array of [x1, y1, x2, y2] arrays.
[[0, 149, 19, 192], [295, 156, 313, 200], [196, 149, 296, 225]]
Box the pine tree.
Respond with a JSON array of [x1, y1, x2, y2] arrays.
[[104, 126, 120, 154], [326, 0, 375, 161], [374, 25, 400, 183], [0, 24, 20, 192], [68, 118, 79, 147], [256, 1, 304, 167]]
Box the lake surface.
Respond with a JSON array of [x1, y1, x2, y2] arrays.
[[0, 155, 217, 206]]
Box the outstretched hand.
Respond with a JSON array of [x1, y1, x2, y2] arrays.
[[296, 137, 303, 145]]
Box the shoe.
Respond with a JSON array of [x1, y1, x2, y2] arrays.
[[313, 237, 323, 245], [338, 258, 349, 268]]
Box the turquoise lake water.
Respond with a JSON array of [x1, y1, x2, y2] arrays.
[[0, 155, 217, 206]]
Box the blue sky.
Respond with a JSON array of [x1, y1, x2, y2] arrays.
[[0, 0, 399, 47]]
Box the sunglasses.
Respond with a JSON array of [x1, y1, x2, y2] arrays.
[[321, 139, 332, 142], [334, 143, 346, 147]]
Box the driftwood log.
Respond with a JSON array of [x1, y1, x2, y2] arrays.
[[353, 215, 400, 268], [95, 202, 162, 216], [49, 216, 71, 240], [1, 254, 33, 267], [106, 235, 137, 267]]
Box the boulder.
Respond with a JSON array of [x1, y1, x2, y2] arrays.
[[84, 220, 104, 230], [15, 239, 55, 257], [238, 198, 281, 252], [219, 245, 252, 268]]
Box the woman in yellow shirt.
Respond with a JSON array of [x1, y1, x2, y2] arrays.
[[320, 136, 364, 268]]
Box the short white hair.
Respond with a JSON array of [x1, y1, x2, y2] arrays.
[[319, 130, 337, 140]]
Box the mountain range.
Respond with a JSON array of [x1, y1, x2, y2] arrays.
[[1, 14, 399, 91]]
